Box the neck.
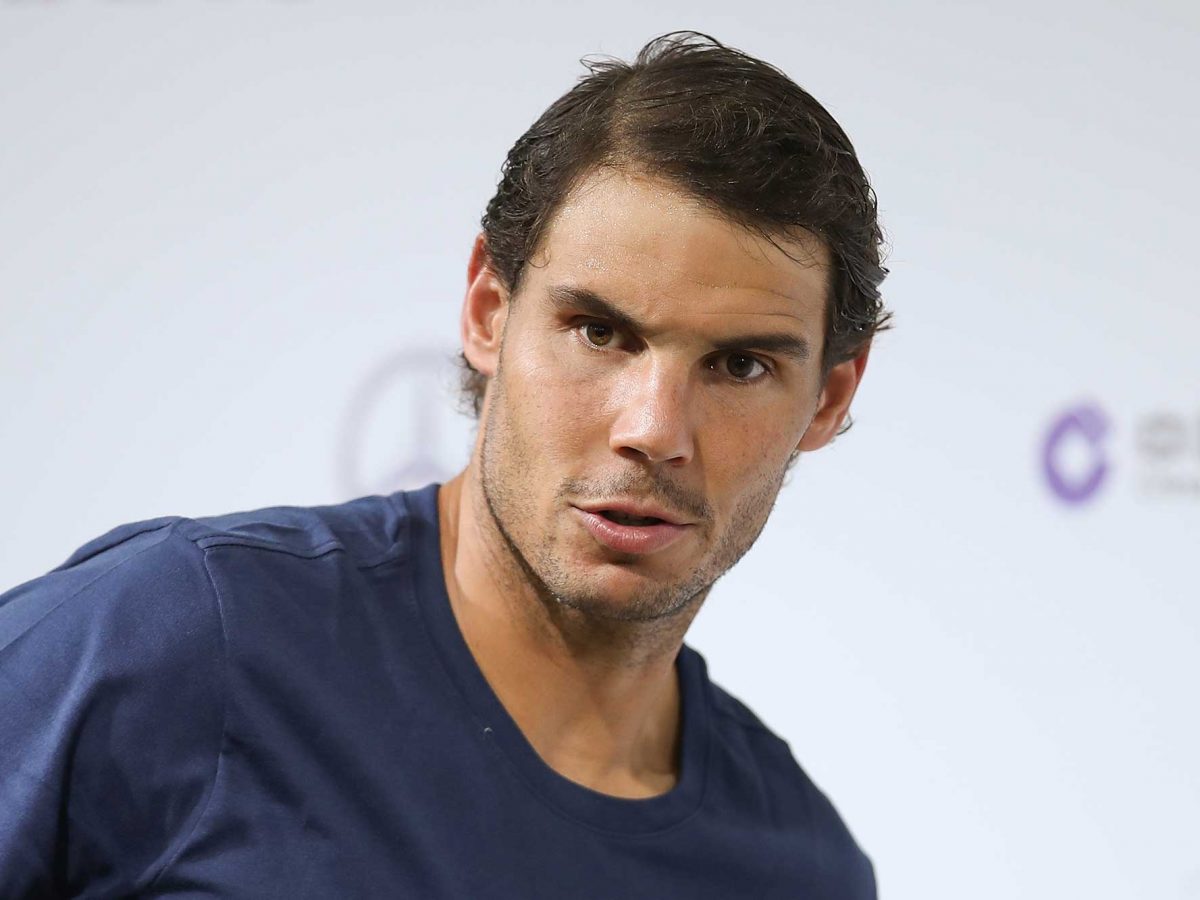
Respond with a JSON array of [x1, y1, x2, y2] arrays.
[[437, 467, 699, 798]]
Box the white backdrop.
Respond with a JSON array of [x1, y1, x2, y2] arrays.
[[2, 2, 1198, 897]]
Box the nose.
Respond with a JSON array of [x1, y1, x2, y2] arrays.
[[608, 358, 696, 466]]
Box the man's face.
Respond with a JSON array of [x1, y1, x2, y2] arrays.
[[474, 168, 832, 623]]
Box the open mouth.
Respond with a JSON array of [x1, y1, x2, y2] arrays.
[[597, 510, 666, 527], [575, 506, 687, 555]]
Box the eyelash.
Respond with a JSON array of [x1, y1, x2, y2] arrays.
[[572, 320, 773, 384]]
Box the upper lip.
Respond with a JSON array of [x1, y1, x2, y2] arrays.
[[575, 501, 691, 526]]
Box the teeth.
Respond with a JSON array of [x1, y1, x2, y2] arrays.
[[604, 510, 662, 526]]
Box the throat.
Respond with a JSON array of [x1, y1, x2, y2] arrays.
[[523, 670, 685, 800]]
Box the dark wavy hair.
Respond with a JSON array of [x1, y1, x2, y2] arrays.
[[461, 32, 891, 432]]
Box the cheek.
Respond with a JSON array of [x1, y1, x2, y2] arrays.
[[502, 333, 612, 462], [702, 395, 806, 470], [695, 401, 806, 524]]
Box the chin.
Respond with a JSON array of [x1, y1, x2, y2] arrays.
[[547, 564, 701, 624]]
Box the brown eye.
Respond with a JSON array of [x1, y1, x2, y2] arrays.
[[725, 353, 764, 380], [583, 323, 615, 347]]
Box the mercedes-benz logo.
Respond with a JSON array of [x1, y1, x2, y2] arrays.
[[338, 347, 475, 497]]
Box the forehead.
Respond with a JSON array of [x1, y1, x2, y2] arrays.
[[523, 168, 830, 328]]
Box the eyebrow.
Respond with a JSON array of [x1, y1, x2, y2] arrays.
[[547, 285, 812, 363]]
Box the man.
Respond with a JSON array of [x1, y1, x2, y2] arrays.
[[0, 32, 889, 898]]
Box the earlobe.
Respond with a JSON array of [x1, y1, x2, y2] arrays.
[[460, 234, 510, 378], [795, 346, 870, 453]]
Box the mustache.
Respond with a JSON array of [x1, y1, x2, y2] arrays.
[[558, 472, 712, 523]]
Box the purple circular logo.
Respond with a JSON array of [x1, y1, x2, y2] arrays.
[[1041, 403, 1111, 505]]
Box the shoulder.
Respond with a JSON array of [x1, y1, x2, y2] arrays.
[[0, 518, 227, 894], [0, 514, 230, 760], [0, 489, 421, 894], [700, 666, 877, 899], [1, 488, 418, 661], [706, 677, 825, 818], [0, 516, 218, 663]]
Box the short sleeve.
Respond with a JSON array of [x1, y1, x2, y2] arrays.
[[0, 520, 226, 897]]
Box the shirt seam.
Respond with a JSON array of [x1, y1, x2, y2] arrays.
[[187, 531, 404, 571], [141, 543, 231, 893]]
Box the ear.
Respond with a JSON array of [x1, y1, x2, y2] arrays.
[[796, 345, 871, 452], [461, 234, 510, 378]]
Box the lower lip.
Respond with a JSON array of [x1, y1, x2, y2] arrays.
[[572, 508, 690, 556]]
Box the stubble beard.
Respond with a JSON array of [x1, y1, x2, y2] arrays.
[[478, 374, 789, 625]]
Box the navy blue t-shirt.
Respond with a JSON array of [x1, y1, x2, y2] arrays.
[[0, 484, 875, 898]]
